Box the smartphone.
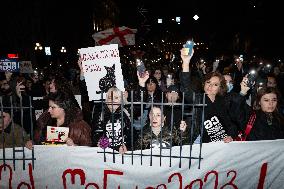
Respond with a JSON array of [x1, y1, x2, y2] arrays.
[[166, 74, 174, 87], [247, 70, 257, 88], [182, 40, 195, 56], [136, 58, 146, 77]]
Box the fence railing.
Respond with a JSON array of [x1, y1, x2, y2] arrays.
[[91, 91, 207, 169], [0, 91, 207, 170], [0, 96, 35, 170]]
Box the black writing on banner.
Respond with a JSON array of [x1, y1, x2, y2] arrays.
[[81, 49, 119, 61], [204, 116, 227, 142]]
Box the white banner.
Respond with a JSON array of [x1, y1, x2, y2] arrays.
[[79, 44, 125, 100], [1, 140, 284, 188]]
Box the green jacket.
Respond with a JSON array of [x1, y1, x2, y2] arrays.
[[0, 123, 30, 148]]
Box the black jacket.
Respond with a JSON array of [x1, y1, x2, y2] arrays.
[[132, 85, 164, 119], [180, 72, 238, 143], [231, 94, 284, 141], [92, 105, 138, 151]]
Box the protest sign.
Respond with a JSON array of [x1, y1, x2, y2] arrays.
[[79, 44, 125, 100], [0, 59, 20, 72]]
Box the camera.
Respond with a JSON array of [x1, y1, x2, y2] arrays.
[[136, 58, 146, 76], [247, 70, 257, 88]]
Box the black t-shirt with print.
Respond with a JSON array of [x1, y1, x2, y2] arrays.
[[202, 96, 233, 143]]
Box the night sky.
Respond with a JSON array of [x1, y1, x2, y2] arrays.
[[116, 0, 283, 57], [0, 0, 283, 58]]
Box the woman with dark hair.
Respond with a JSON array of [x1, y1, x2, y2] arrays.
[[136, 74, 164, 106], [35, 73, 82, 135], [136, 105, 187, 149], [180, 49, 238, 144], [232, 81, 284, 141], [133, 72, 164, 130], [153, 68, 167, 92], [26, 92, 91, 148], [48, 74, 80, 108]]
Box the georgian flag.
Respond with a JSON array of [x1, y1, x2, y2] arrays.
[[92, 26, 137, 47]]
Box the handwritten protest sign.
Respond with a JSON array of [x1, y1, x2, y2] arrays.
[[79, 44, 125, 100]]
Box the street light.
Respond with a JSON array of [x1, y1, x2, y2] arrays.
[[193, 14, 199, 21], [35, 42, 43, 50], [60, 47, 66, 53]]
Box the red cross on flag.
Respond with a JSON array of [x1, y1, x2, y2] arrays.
[[92, 26, 137, 47]]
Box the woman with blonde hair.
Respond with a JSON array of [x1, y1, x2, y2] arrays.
[[92, 87, 137, 154]]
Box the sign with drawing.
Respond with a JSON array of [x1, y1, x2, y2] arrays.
[[79, 44, 125, 100], [46, 126, 69, 142]]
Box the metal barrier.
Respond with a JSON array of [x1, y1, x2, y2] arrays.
[[1, 91, 207, 170], [92, 91, 207, 169], [0, 96, 35, 171]]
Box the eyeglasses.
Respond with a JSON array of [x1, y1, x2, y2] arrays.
[[49, 106, 60, 110]]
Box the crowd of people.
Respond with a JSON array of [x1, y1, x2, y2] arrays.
[[1, 46, 284, 154]]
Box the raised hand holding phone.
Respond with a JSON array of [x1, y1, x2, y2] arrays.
[[137, 70, 149, 87], [246, 70, 257, 88], [181, 40, 195, 56], [180, 40, 195, 68], [136, 58, 146, 77]]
